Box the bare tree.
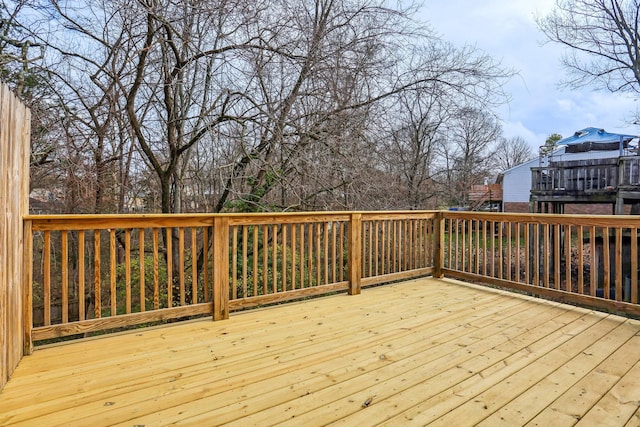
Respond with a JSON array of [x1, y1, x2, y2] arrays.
[[493, 136, 534, 172], [538, 0, 640, 94], [441, 107, 502, 206], [20, 0, 512, 215], [380, 90, 447, 209]]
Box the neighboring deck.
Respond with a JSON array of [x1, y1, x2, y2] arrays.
[[1, 278, 640, 426]]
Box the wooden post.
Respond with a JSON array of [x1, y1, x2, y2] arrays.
[[348, 213, 361, 295], [22, 220, 33, 355], [212, 216, 230, 320], [433, 212, 445, 278]]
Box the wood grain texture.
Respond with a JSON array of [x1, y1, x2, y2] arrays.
[[2, 278, 638, 426], [443, 269, 640, 318], [0, 84, 30, 389]]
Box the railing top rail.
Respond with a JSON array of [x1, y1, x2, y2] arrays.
[[441, 210, 640, 226], [26, 210, 440, 231], [531, 164, 618, 171], [25, 209, 439, 219]]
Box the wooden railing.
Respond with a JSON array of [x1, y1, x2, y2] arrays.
[[531, 158, 618, 193], [22, 210, 640, 352], [441, 211, 640, 317], [24, 212, 437, 346], [531, 156, 640, 192], [619, 156, 640, 187]]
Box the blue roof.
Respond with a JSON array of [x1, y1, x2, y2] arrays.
[[558, 127, 637, 145]]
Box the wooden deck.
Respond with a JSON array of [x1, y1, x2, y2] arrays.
[[1, 278, 640, 426]]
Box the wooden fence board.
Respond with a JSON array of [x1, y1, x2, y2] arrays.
[[0, 83, 30, 390]]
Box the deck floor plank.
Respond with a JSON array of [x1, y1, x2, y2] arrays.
[[0, 278, 639, 427], [427, 315, 618, 426], [345, 307, 601, 426], [0, 286, 502, 420], [109, 292, 531, 426], [576, 359, 640, 426], [526, 327, 640, 427], [475, 320, 638, 426], [200, 299, 555, 426], [242, 302, 575, 427]]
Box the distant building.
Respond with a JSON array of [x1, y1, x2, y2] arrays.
[[502, 127, 639, 214]]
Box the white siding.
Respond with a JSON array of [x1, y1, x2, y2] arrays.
[[503, 158, 538, 203]]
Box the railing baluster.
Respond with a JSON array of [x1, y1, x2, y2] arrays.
[[94, 230, 101, 319], [543, 224, 549, 288], [632, 227, 638, 304], [374, 221, 379, 276], [461, 218, 467, 272], [78, 230, 85, 321], [524, 224, 529, 284], [178, 227, 184, 306], [475, 220, 480, 275], [109, 230, 115, 317], [554, 224, 560, 290], [533, 224, 539, 286], [498, 221, 503, 280], [153, 228, 159, 309], [125, 229, 131, 313], [515, 223, 520, 283], [490, 221, 495, 278], [590, 226, 596, 296], [340, 222, 345, 282], [232, 226, 237, 300], [577, 225, 584, 295], [43, 231, 51, 326], [139, 229, 145, 312], [272, 224, 278, 292], [307, 223, 313, 287], [332, 221, 337, 283], [62, 231, 69, 323], [315, 223, 321, 287], [506, 222, 511, 281], [191, 228, 197, 304], [299, 223, 305, 289], [204, 226, 210, 302], [282, 224, 288, 291], [565, 225, 572, 292], [603, 227, 610, 299], [166, 228, 173, 308], [263, 224, 269, 293], [457, 219, 461, 271], [615, 227, 622, 301], [323, 222, 329, 285]]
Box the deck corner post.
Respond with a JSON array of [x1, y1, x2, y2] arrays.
[[348, 213, 362, 295], [433, 211, 445, 279], [212, 216, 230, 321], [23, 219, 33, 355]]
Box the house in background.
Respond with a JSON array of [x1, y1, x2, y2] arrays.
[[502, 127, 639, 214], [467, 177, 503, 211]]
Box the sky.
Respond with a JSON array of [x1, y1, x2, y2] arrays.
[[419, 0, 640, 151]]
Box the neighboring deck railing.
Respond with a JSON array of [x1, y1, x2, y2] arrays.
[[619, 156, 640, 187], [441, 211, 640, 318], [24, 212, 437, 347], [531, 158, 619, 193], [531, 155, 640, 193]]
